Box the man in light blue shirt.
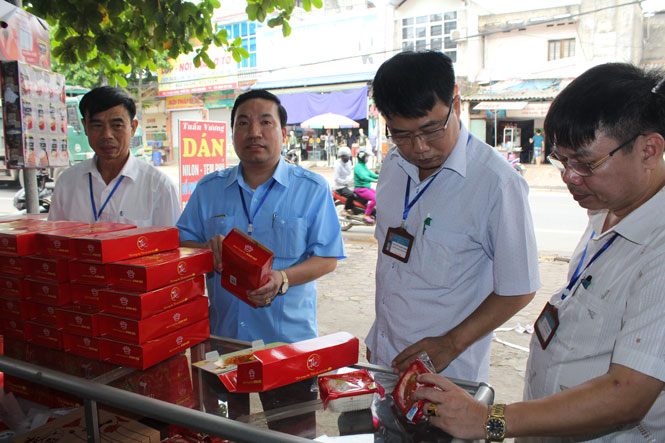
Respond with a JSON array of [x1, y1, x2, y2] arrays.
[[177, 90, 346, 344]]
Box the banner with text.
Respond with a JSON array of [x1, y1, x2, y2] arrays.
[[179, 120, 227, 207]]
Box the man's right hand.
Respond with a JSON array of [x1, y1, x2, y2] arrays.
[[181, 235, 225, 273]]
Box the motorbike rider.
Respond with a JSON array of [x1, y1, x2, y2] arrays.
[[354, 150, 378, 224], [333, 146, 357, 215]]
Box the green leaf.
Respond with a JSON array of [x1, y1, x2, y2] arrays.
[[282, 21, 292, 37], [312, 0, 323, 8], [303, 0, 312, 11]]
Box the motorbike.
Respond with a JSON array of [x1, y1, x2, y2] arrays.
[[285, 147, 299, 165], [13, 170, 53, 213], [510, 158, 526, 176], [332, 189, 376, 231]]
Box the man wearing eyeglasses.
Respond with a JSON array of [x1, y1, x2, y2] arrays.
[[365, 51, 541, 385], [410, 63, 665, 442]]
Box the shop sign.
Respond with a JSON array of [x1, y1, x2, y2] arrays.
[[204, 89, 236, 109], [179, 120, 226, 207], [508, 102, 551, 118], [166, 95, 204, 110]]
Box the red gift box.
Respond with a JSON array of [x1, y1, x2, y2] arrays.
[[25, 279, 72, 305], [0, 254, 26, 276], [1, 318, 29, 340], [26, 299, 61, 326], [69, 260, 109, 285], [100, 318, 210, 370], [107, 247, 213, 292], [0, 214, 47, 225], [218, 331, 359, 393], [221, 228, 274, 307], [100, 275, 205, 320], [24, 255, 70, 282], [71, 226, 180, 264], [57, 303, 101, 337], [70, 282, 106, 307], [0, 275, 27, 299], [0, 220, 86, 256], [63, 332, 102, 360], [26, 321, 63, 350], [0, 296, 30, 320], [38, 222, 137, 258], [99, 296, 208, 344]]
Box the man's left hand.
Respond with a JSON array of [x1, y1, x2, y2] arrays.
[[246, 270, 283, 307], [391, 335, 458, 373]]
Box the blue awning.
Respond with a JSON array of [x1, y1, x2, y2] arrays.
[[277, 86, 368, 125]]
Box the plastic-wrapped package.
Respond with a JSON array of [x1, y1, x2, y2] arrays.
[[391, 352, 436, 424], [318, 369, 384, 412]]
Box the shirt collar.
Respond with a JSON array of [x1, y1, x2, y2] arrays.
[[85, 153, 137, 183], [232, 157, 289, 190]]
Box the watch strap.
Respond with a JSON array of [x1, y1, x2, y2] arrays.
[[485, 403, 506, 442], [278, 269, 289, 294]]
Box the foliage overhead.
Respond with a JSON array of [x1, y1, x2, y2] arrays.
[[24, 0, 321, 87]]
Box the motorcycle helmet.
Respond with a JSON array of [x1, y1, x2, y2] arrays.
[[338, 146, 351, 158], [357, 150, 368, 163]]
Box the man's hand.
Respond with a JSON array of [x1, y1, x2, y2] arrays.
[[412, 373, 487, 440], [181, 237, 224, 273], [246, 269, 283, 307], [391, 335, 459, 374]]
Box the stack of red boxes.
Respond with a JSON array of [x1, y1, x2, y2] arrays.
[[0, 217, 213, 373]]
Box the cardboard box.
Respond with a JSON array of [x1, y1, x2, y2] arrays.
[[71, 226, 179, 264], [24, 254, 70, 282], [69, 260, 109, 285], [27, 299, 60, 326], [218, 331, 359, 393], [25, 321, 63, 350], [99, 296, 208, 344], [100, 318, 210, 370], [107, 247, 213, 292], [63, 331, 102, 360], [25, 278, 72, 305], [0, 274, 26, 299], [0, 61, 69, 169], [13, 407, 161, 443], [100, 275, 205, 320], [0, 253, 26, 276], [0, 296, 30, 320], [57, 303, 101, 337], [38, 222, 137, 258], [221, 228, 273, 307], [0, 220, 86, 256]]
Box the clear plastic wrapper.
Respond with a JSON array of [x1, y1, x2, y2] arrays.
[[318, 369, 384, 412], [391, 352, 436, 424]]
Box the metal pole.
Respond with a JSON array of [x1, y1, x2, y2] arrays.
[[22, 169, 39, 213]]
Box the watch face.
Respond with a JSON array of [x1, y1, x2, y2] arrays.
[[486, 418, 505, 438]]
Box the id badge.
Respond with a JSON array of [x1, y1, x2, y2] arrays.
[[535, 302, 559, 350], [382, 226, 414, 263]]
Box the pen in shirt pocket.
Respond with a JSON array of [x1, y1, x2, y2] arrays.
[[272, 213, 277, 228], [423, 213, 432, 235], [582, 275, 592, 289]]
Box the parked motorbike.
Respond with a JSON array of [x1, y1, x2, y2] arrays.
[[332, 189, 376, 231], [13, 170, 53, 213]]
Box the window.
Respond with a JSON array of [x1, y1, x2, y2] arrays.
[[399, 10, 457, 59], [548, 38, 575, 61], [219, 22, 259, 69]]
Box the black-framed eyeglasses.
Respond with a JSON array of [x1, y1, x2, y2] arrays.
[[386, 101, 455, 148], [548, 133, 642, 177]]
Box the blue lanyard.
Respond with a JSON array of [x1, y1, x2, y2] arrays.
[[238, 179, 276, 235], [402, 172, 440, 228], [562, 231, 619, 300], [89, 172, 125, 222]]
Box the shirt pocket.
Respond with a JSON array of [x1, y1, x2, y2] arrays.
[[101, 213, 151, 228], [556, 285, 614, 355], [204, 215, 238, 241], [414, 227, 478, 289], [269, 216, 308, 260]]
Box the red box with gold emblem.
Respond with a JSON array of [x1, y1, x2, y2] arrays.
[[37, 222, 137, 258], [69, 260, 109, 285], [99, 296, 208, 344], [106, 247, 213, 292], [0, 296, 30, 320], [1, 318, 29, 340], [57, 304, 101, 337], [25, 321, 64, 350], [0, 253, 27, 276], [0, 220, 86, 256], [0, 275, 27, 299], [26, 299, 61, 326], [218, 332, 359, 393], [99, 275, 205, 320], [71, 226, 179, 264], [25, 279, 72, 305], [24, 255, 70, 282], [100, 318, 210, 370], [69, 282, 106, 307], [221, 228, 273, 307], [62, 332, 102, 360]]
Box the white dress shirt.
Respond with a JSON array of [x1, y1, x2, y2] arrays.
[[48, 154, 180, 227]]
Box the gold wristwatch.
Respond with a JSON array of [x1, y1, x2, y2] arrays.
[[277, 270, 289, 295], [484, 403, 506, 442]]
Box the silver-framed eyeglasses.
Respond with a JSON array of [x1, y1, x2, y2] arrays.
[[548, 133, 642, 177], [386, 102, 454, 148]]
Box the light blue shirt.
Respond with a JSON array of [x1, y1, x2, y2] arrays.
[[366, 123, 541, 382], [177, 158, 346, 344]]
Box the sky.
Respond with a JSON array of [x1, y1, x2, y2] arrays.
[[471, 0, 665, 14]]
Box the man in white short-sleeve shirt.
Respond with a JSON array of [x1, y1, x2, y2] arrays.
[[48, 86, 179, 227], [411, 63, 665, 442]]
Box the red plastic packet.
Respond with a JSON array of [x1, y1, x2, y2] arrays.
[[392, 353, 436, 424], [318, 369, 384, 411]]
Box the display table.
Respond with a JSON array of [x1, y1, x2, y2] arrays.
[[0, 336, 494, 442]]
